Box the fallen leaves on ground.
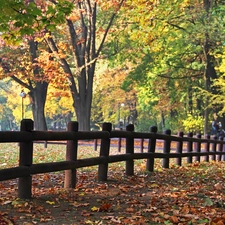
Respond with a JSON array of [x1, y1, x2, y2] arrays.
[[1, 160, 225, 224], [0, 213, 14, 225]]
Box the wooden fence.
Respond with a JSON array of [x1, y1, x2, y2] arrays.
[[0, 119, 225, 199]]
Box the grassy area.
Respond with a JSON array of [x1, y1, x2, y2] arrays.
[[0, 141, 211, 172], [0, 142, 99, 169], [0, 142, 178, 172]]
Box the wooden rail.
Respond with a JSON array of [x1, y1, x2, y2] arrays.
[[0, 119, 225, 199]]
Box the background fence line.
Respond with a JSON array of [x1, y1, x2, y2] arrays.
[[0, 119, 225, 199]]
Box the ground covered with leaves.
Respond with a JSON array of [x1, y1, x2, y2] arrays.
[[1, 160, 225, 225]]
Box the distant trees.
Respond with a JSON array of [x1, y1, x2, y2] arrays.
[[0, 0, 225, 133], [106, 0, 225, 133], [0, 0, 126, 131], [0, 79, 19, 130], [92, 67, 137, 129]]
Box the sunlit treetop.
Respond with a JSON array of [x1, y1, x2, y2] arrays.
[[0, 0, 74, 44], [0, 0, 126, 45]]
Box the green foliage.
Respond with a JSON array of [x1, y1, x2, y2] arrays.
[[121, 53, 153, 91], [107, 0, 225, 134], [164, 115, 184, 135], [182, 113, 204, 134], [1, 0, 225, 132], [0, 0, 74, 43], [135, 112, 157, 132], [207, 49, 225, 115], [0, 79, 22, 130]]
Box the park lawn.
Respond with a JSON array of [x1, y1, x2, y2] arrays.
[[0, 143, 225, 224]]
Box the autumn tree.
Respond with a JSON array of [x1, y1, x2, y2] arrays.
[[0, 40, 55, 130], [0, 1, 55, 130], [0, 0, 127, 131], [45, 84, 74, 129], [92, 67, 137, 128], [44, 0, 126, 130], [110, 0, 225, 133], [0, 79, 20, 130]]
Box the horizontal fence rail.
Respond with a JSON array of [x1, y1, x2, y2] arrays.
[[0, 119, 225, 199]]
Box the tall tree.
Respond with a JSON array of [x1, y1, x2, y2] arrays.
[[0, 0, 54, 130], [92, 67, 137, 127], [111, 0, 225, 133], [0, 41, 50, 130], [44, 0, 125, 130], [0, 0, 126, 131]]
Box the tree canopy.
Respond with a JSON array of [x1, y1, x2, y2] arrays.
[[0, 0, 225, 133], [104, 0, 225, 133]]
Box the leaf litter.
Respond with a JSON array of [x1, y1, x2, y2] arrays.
[[1, 144, 225, 224]]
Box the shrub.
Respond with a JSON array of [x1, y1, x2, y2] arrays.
[[182, 113, 204, 134]]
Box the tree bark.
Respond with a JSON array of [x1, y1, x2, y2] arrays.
[[10, 38, 49, 130], [203, 0, 217, 135], [28, 82, 48, 130], [72, 63, 96, 131], [28, 38, 48, 130]]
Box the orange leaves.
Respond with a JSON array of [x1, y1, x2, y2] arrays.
[[2, 160, 225, 224], [81, 209, 92, 217], [70, 202, 89, 208], [119, 184, 130, 193], [214, 182, 223, 191], [36, 50, 65, 83], [211, 217, 225, 225], [91, 203, 112, 212], [99, 203, 112, 212], [96, 0, 122, 11], [97, 27, 106, 34], [169, 215, 179, 224], [125, 207, 135, 213], [57, 42, 68, 52], [66, 14, 80, 22], [0, 214, 14, 225]]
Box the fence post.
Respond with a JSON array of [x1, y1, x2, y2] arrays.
[[18, 119, 34, 199], [118, 128, 122, 152], [176, 131, 184, 166], [212, 135, 217, 161], [64, 121, 78, 189], [222, 137, 225, 161], [187, 132, 193, 164], [126, 124, 135, 176], [162, 129, 171, 169], [98, 123, 112, 181], [195, 133, 201, 162], [204, 134, 210, 162], [217, 136, 223, 161], [94, 139, 98, 151], [140, 138, 144, 153], [146, 126, 157, 172]]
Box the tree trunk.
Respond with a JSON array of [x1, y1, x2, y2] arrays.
[[188, 84, 193, 114], [72, 65, 95, 131], [29, 82, 48, 130], [75, 103, 91, 131], [203, 0, 217, 135], [28, 37, 48, 131], [161, 111, 165, 131]]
